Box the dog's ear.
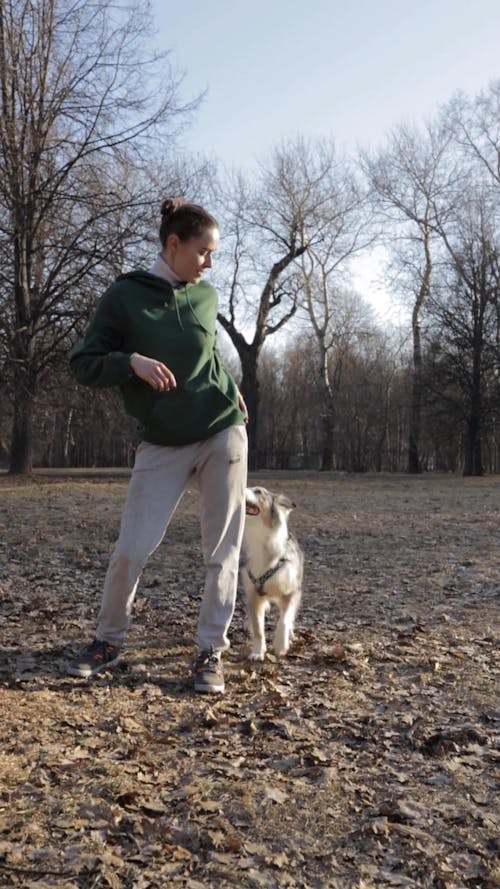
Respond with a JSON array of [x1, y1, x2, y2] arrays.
[[276, 494, 296, 511]]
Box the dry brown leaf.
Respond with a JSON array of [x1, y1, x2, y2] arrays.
[[263, 786, 288, 804]]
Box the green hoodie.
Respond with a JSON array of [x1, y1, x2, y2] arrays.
[[70, 271, 245, 446]]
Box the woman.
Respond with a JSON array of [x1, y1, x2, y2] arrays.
[[67, 198, 248, 693]]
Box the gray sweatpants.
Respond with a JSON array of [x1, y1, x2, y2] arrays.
[[96, 425, 248, 653]]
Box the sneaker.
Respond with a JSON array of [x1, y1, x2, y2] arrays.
[[67, 638, 120, 678], [193, 647, 225, 693]]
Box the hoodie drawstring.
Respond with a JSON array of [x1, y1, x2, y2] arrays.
[[185, 287, 209, 331], [173, 290, 183, 330]]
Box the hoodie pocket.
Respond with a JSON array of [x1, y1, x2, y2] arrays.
[[122, 377, 159, 424], [142, 386, 238, 445]]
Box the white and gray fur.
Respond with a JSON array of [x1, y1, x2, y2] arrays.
[[241, 486, 304, 661]]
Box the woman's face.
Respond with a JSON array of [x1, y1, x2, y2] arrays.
[[164, 226, 220, 284]]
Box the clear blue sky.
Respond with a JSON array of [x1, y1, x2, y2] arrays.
[[150, 0, 499, 321], [152, 0, 500, 168]]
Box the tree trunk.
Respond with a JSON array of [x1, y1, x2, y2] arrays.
[[218, 245, 306, 471], [9, 230, 37, 474], [316, 344, 336, 471], [408, 228, 431, 474], [63, 408, 74, 467], [463, 336, 484, 476], [408, 367, 422, 473], [239, 350, 260, 469], [9, 388, 36, 475], [320, 407, 335, 470], [408, 310, 422, 473], [463, 417, 483, 476]]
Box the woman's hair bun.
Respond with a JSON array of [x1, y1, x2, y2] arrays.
[[160, 197, 185, 217], [158, 198, 218, 246]]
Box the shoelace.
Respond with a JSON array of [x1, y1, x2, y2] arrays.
[[197, 651, 219, 670]]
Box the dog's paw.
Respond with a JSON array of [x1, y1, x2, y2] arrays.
[[273, 647, 289, 658], [248, 650, 266, 662]]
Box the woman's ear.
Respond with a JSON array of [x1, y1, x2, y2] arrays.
[[165, 232, 180, 256]]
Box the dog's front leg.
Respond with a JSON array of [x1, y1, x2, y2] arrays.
[[273, 595, 296, 657], [246, 591, 267, 661]]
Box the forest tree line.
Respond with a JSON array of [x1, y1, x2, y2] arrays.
[[0, 0, 499, 475]]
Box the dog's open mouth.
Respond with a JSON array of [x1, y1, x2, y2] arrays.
[[245, 502, 260, 516]]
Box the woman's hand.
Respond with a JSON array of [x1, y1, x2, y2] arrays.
[[130, 353, 177, 391], [238, 391, 249, 422]]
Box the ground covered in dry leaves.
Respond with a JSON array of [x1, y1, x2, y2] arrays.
[[0, 471, 498, 889]]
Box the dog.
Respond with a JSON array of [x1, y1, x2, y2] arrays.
[[240, 486, 304, 661]]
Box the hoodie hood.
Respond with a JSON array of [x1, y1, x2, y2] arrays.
[[116, 270, 176, 291], [116, 270, 209, 331]]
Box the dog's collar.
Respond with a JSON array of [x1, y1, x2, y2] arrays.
[[246, 557, 287, 596]]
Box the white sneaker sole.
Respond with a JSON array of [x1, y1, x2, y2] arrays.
[[67, 656, 119, 678], [194, 680, 225, 693]]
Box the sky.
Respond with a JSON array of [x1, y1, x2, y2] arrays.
[[150, 0, 500, 317]]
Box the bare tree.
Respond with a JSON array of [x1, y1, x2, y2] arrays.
[[301, 279, 378, 469], [214, 139, 367, 467], [0, 0, 197, 474], [211, 147, 309, 466], [253, 326, 409, 473], [420, 86, 500, 474], [257, 339, 321, 468], [426, 190, 500, 475], [446, 80, 500, 188], [298, 147, 373, 469], [361, 123, 457, 473]]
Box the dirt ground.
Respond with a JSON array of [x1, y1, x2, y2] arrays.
[[0, 471, 498, 889]]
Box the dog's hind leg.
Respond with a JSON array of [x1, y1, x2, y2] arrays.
[[246, 593, 268, 661]]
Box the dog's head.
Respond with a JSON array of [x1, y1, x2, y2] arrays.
[[245, 486, 296, 530]]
